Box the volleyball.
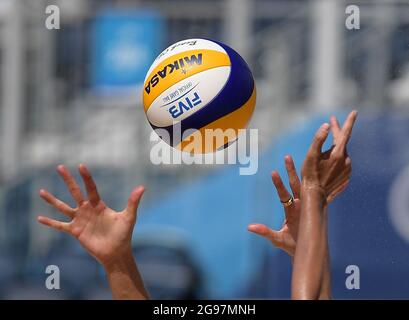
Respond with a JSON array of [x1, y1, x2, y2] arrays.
[[142, 38, 256, 154]]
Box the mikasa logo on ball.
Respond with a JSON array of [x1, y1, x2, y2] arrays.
[[144, 54, 203, 94]]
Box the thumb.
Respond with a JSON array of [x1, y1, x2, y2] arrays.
[[308, 123, 330, 155], [248, 224, 282, 247], [126, 186, 145, 218]]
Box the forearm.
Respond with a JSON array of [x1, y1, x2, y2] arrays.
[[291, 184, 328, 300], [318, 249, 332, 299], [103, 251, 149, 300], [318, 206, 332, 300]]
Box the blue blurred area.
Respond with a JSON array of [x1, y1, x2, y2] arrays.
[[138, 111, 409, 298], [91, 9, 164, 92], [329, 113, 409, 298], [2, 111, 409, 299], [245, 111, 409, 298]]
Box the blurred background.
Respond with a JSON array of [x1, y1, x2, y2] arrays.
[[1, 0, 409, 299]]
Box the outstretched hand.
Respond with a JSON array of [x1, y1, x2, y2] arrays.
[[248, 112, 358, 256], [38, 164, 145, 267], [248, 156, 301, 256]]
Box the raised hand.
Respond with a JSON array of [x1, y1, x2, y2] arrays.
[[248, 112, 358, 258], [248, 156, 301, 256], [291, 110, 358, 299], [301, 111, 358, 198], [38, 164, 145, 267]]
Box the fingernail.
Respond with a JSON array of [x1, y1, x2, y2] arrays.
[[322, 123, 330, 131], [248, 224, 260, 232]]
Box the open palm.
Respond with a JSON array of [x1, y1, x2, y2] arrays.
[[38, 164, 145, 266]]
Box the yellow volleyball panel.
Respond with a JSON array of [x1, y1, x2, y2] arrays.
[[143, 49, 231, 111]]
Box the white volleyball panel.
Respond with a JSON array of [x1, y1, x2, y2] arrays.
[[144, 38, 227, 82], [146, 66, 231, 128]]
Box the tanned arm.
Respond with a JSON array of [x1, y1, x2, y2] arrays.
[[291, 111, 357, 299]]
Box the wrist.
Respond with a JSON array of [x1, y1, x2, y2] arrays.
[[301, 179, 326, 197], [102, 248, 135, 274], [301, 181, 328, 207]]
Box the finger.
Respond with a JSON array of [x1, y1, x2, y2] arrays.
[[308, 123, 330, 155], [330, 116, 341, 138], [271, 171, 292, 202], [327, 180, 349, 203], [340, 110, 358, 146], [326, 156, 352, 191], [329, 158, 351, 182], [78, 164, 101, 207], [39, 189, 75, 218], [126, 186, 145, 218], [334, 179, 349, 195], [37, 216, 71, 234], [284, 155, 301, 199], [327, 173, 349, 198], [248, 224, 282, 247], [57, 165, 85, 205]]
